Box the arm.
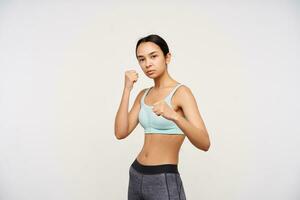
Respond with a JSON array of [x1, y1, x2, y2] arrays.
[[114, 86, 146, 140], [172, 86, 211, 151]]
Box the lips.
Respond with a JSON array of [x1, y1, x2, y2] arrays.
[[147, 70, 155, 74]]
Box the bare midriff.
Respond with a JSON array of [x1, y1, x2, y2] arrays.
[[136, 133, 186, 165]]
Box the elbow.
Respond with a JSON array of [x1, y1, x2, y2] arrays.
[[192, 131, 211, 152], [202, 130, 211, 152], [203, 144, 210, 152], [114, 130, 128, 140], [203, 139, 211, 152], [115, 132, 125, 140], [196, 135, 210, 152], [193, 130, 211, 152], [198, 145, 210, 152], [116, 135, 125, 140], [195, 142, 210, 152], [114, 125, 127, 140]]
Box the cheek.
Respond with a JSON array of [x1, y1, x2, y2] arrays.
[[157, 63, 167, 71], [157, 58, 167, 66]]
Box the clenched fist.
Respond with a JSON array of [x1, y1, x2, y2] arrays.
[[124, 70, 139, 90], [152, 100, 178, 121]]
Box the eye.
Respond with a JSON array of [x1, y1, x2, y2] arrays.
[[151, 55, 157, 58], [139, 58, 144, 62]]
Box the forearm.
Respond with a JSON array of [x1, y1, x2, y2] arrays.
[[173, 114, 210, 151], [114, 86, 132, 139]]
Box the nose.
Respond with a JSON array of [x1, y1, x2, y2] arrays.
[[146, 62, 152, 69], [145, 58, 152, 67]]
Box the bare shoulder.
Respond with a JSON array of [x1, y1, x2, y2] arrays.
[[175, 84, 194, 97], [177, 84, 192, 94], [173, 84, 196, 107], [134, 88, 148, 103], [129, 87, 148, 114]]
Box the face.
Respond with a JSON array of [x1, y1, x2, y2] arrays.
[[136, 42, 171, 78]]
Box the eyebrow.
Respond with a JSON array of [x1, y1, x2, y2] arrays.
[[137, 51, 158, 58]]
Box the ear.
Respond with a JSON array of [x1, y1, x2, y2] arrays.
[[165, 52, 171, 65]]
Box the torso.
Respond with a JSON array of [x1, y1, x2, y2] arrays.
[[137, 83, 186, 165]]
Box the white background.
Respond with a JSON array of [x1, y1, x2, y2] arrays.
[[0, 1, 299, 199]]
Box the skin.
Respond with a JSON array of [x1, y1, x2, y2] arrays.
[[114, 41, 210, 165]]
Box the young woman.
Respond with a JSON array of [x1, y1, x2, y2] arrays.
[[114, 34, 211, 200]]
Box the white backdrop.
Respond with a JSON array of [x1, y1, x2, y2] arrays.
[[0, 1, 299, 200]]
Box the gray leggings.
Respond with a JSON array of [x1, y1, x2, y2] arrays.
[[128, 158, 187, 200]]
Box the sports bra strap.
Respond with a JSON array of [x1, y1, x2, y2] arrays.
[[141, 87, 151, 103], [165, 83, 182, 101], [141, 83, 183, 104]]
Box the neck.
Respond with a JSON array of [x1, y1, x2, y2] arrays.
[[153, 69, 178, 89]]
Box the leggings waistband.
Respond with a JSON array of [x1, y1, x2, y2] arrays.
[[131, 158, 179, 175]]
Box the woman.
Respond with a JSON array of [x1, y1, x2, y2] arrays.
[[114, 34, 211, 200]]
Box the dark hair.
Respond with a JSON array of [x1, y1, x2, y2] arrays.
[[135, 34, 170, 59]]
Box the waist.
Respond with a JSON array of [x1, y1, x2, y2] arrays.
[[137, 148, 179, 163], [131, 158, 179, 174]]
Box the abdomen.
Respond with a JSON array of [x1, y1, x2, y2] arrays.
[[137, 134, 185, 165]]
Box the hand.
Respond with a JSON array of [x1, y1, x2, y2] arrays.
[[152, 100, 178, 121], [124, 70, 138, 90]]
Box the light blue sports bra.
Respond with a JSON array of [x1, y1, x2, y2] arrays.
[[138, 83, 184, 135]]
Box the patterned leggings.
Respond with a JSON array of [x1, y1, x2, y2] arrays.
[[128, 158, 187, 200]]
